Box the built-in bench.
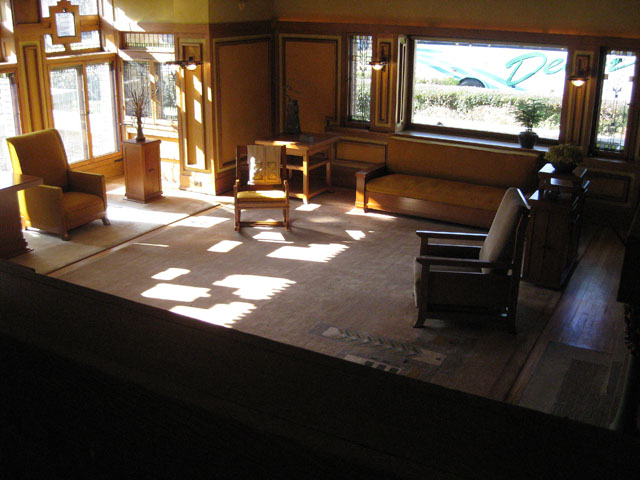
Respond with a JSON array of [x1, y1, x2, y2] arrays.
[[356, 135, 543, 228]]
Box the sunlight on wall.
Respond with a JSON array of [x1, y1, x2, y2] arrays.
[[346, 207, 396, 220], [172, 216, 228, 228], [213, 274, 295, 300], [142, 283, 211, 302], [268, 243, 348, 262], [171, 301, 255, 328], [208, 240, 243, 253], [346, 230, 366, 240], [152, 268, 190, 281]]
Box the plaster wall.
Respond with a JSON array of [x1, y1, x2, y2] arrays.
[[111, 0, 273, 26], [273, 0, 640, 38]]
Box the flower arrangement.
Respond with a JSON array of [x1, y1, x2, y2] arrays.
[[544, 144, 584, 173]]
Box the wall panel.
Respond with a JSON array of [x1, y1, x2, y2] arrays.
[[281, 35, 340, 134], [214, 36, 272, 172]]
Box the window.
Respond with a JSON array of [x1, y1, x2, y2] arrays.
[[123, 60, 178, 123], [41, 0, 97, 17], [593, 50, 637, 156], [411, 39, 568, 140], [348, 35, 372, 123], [0, 73, 20, 171], [49, 62, 118, 163]]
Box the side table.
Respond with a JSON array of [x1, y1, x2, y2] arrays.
[[0, 173, 43, 258], [523, 164, 589, 289], [123, 138, 162, 203]]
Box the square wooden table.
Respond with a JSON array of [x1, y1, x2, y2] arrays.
[[255, 133, 339, 204], [0, 172, 43, 258]]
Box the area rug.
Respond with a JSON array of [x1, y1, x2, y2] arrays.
[[9, 183, 219, 274], [56, 189, 560, 400], [517, 341, 623, 427]]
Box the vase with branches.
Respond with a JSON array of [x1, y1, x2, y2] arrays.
[[126, 83, 152, 142]]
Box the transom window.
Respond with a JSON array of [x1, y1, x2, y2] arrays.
[[411, 39, 568, 140], [593, 50, 637, 156], [40, 0, 97, 17]]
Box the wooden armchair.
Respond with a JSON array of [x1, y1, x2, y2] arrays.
[[413, 187, 530, 333], [6, 129, 109, 241], [234, 145, 290, 231]]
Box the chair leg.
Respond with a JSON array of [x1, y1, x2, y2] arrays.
[[235, 207, 240, 232], [284, 207, 290, 231]]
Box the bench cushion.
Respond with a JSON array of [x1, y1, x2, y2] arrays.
[[366, 174, 506, 213]]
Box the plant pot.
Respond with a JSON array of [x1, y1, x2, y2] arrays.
[[518, 131, 538, 149], [551, 162, 577, 174]]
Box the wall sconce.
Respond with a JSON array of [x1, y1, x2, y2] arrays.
[[168, 56, 203, 71], [570, 54, 590, 87], [369, 57, 387, 72]]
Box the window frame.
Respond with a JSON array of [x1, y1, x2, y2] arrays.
[[346, 33, 373, 128], [121, 56, 178, 128], [406, 36, 570, 145], [590, 47, 640, 161], [0, 68, 21, 172]]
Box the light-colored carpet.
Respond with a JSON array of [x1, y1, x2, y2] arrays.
[[56, 189, 560, 400], [10, 183, 219, 274]]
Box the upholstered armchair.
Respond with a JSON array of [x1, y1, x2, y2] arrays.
[[234, 144, 290, 231], [6, 129, 110, 241], [413, 187, 530, 333]]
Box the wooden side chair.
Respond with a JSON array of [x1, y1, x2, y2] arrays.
[[234, 144, 290, 232], [6, 128, 110, 241], [413, 187, 530, 333]]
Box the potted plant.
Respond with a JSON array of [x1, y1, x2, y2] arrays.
[[513, 99, 546, 149], [544, 143, 584, 174]]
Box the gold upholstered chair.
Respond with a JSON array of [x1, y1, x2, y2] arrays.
[[234, 144, 290, 231], [6, 129, 110, 241], [413, 187, 530, 333]]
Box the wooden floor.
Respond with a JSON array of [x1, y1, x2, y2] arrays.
[[45, 185, 631, 428]]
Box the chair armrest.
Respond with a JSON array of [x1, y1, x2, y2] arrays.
[[355, 164, 387, 209], [68, 171, 106, 201], [23, 185, 64, 224], [416, 230, 488, 241], [416, 255, 510, 270], [423, 244, 481, 259]]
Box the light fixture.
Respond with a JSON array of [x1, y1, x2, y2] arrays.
[[570, 54, 590, 87], [168, 56, 203, 71], [369, 57, 387, 72]]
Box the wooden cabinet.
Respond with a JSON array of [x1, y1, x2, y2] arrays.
[[123, 139, 162, 203], [523, 164, 589, 289]]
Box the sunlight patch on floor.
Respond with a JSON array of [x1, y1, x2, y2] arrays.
[[267, 243, 348, 262], [171, 301, 255, 328], [252, 231, 293, 244], [346, 207, 396, 220], [171, 216, 228, 228], [132, 242, 169, 247], [152, 268, 190, 281], [208, 240, 243, 252], [346, 229, 366, 240], [107, 205, 186, 224], [295, 203, 321, 211], [213, 274, 295, 300], [141, 283, 211, 302]]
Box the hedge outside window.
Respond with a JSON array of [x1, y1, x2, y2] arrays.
[[348, 35, 372, 124], [411, 39, 568, 140], [593, 50, 637, 156]]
